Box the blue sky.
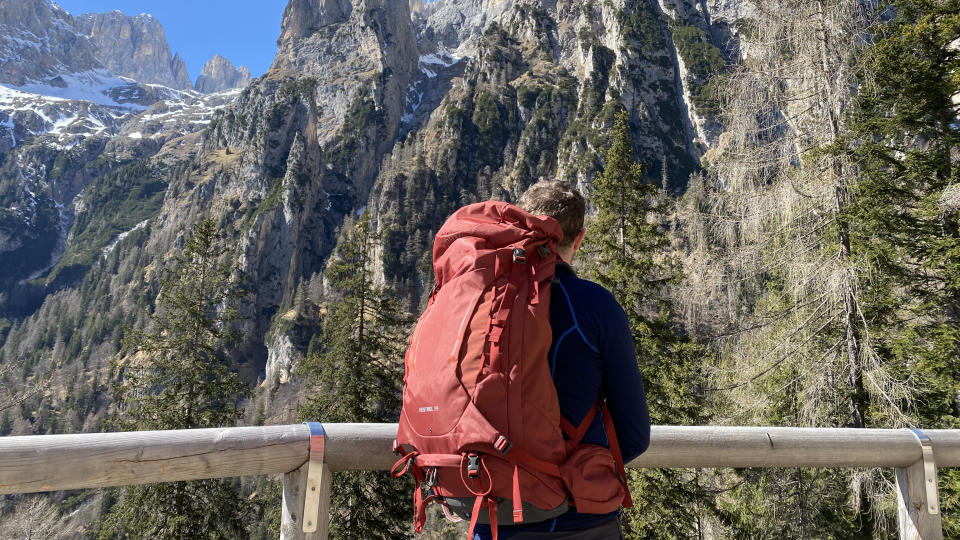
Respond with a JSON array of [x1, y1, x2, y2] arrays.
[[55, 1, 288, 80]]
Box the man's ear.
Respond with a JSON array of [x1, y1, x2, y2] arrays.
[[572, 228, 586, 253]]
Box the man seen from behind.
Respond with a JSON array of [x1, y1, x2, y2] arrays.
[[474, 180, 651, 539]]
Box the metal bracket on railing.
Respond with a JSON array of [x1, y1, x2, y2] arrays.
[[910, 428, 940, 515], [303, 422, 327, 533]]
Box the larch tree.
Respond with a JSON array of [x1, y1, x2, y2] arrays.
[[673, 0, 911, 535], [296, 211, 412, 539], [98, 218, 251, 539]]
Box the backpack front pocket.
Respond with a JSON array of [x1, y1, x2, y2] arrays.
[[560, 443, 625, 514]]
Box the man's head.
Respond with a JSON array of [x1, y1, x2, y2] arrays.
[[518, 179, 586, 263]]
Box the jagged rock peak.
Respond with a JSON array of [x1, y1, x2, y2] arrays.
[[194, 54, 251, 93], [278, 0, 353, 40], [269, 0, 419, 143], [171, 53, 191, 87], [0, 0, 102, 85], [408, 0, 465, 17], [272, 0, 418, 74], [74, 10, 194, 90]]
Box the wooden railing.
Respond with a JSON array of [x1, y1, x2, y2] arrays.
[[1, 424, 956, 539]]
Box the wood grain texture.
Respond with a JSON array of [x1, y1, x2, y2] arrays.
[[897, 460, 944, 540], [321, 423, 398, 471], [281, 463, 330, 540], [0, 424, 309, 495], [632, 427, 960, 469]]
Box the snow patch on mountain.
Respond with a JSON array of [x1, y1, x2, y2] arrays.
[[13, 70, 179, 109], [400, 50, 464, 128], [101, 219, 149, 258], [0, 69, 222, 150], [115, 88, 241, 143]]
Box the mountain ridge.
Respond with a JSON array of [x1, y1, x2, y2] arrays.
[[0, 0, 255, 318]]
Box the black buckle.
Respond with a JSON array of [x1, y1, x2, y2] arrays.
[[513, 248, 527, 264], [537, 245, 550, 259], [467, 453, 481, 478], [494, 435, 513, 455]]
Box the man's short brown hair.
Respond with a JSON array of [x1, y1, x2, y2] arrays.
[[518, 179, 585, 247]]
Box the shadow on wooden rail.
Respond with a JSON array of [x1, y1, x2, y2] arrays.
[[1, 424, 955, 539]]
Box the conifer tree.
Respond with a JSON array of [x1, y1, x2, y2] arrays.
[[297, 211, 412, 539], [587, 110, 715, 537], [839, 0, 960, 531], [98, 218, 251, 539]]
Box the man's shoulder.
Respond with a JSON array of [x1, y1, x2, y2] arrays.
[[554, 272, 623, 315]]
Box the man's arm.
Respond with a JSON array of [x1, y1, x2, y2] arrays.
[[600, 300, 651, 463]]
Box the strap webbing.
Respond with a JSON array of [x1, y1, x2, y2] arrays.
[[504, 445, 562, 478], [413, 487, 435, 533], [488, 497, 499, 540], [600, 402, 633, 508], [511, 464, 524, 522], [560, 402, 599, 451], [467, 496, 484, 540], [413, 454, 462, 468]]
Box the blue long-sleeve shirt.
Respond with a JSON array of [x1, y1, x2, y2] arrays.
[[475, 262, 651, 538]]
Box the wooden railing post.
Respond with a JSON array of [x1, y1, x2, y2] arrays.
[[280, 461, 331, 540], [896, 429, 943, 540], [281, 422, 331, 540]]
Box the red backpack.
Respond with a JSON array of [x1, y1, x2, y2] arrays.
[[392, 201, 632, 539]]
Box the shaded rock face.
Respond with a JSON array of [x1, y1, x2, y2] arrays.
[[171, 53, 191, 87], [195, 55, 252, 93], [75, 11, 194, 90], [278, 0, 354, 37], [412, 0, 516, 53], [0, 0, 102, 85], [272, 0, 419, 147]]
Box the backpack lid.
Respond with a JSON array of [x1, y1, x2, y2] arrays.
[[433, 201, 563, 286]]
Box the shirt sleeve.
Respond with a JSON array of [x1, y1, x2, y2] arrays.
[[599, 298, 651, 463]]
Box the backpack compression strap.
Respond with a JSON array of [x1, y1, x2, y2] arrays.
[[600, 401, 633, 508], [558, 403, 599, 451]]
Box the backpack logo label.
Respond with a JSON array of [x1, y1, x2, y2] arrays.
[[418, 406, 439, 413]]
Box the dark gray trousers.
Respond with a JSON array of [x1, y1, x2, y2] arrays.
[[499, 518, 623, 539]]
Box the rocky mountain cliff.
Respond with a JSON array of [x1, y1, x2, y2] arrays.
[[194, 54, 251, 93], [0, 0, 738, 435], [0, 0, 101, 86], [75, 11, 194, 90]]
